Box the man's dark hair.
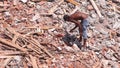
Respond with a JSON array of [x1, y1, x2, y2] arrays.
[[63, 15, 69, 21]]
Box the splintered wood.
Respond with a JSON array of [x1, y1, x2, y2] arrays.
[[89, 0, 102, 17], [48, 0, 64, 14], [66, 0, 80, 6], [0, 23, 53, 67]]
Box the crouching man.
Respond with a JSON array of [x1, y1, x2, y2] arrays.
[[63, 11, 89, 48]]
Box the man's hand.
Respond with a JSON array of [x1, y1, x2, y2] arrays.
[[70, 30, 74, 32], [69, 25, 77, 32]]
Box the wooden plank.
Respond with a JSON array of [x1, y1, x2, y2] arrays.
[[12, 35, 18, 44], [0, 37, 27, 52], [29, 55, 38, 68], [1, 23, 27, 52], [22, 58, 28, 68], [48, 0, 64, 14], [0, 4, 9, 7], [27, 44, 41, 55], [1, 57, 13, 68], [0, 9, 7, 12], [0, 59, 4, 67], [89, 0, 102, 17], [25, 57, 32, 65], [3, 22, 53, 58], [29, 38, 53, 58], [66, 0, 80, 6], [23, 61, 28, 68], [39, 25, 62, 30], [0, 56, 14, 58], [0, 51, 25, 56], [3, 23, 22, 39], [93, 62, 101, 68]]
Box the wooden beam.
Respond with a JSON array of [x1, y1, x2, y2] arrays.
[[27, 44, 41, 55], [1, 57, 13, 68], [48, 0, 64, 14], [29, 38, 53, 58], [89, 0, 102, 17], [0, 56, 14, 58], [3, 22, 53, 58], [22, 58, 28, 68], [0, 4, 9, 7], [23, 61, 28, 68], [66, 0, 80, 6], [0, 37, 27, 52], [29, 55, 38, 68], [0, 51, 25, 56], [0, 9, 7, 12]]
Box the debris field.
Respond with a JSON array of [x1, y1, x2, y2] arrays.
[[0, 0, 120, 68]]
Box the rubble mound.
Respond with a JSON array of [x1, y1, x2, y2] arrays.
[[0, 0, 120, 68]]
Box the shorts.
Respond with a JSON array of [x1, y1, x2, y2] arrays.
[[82, 19, 89, 39]]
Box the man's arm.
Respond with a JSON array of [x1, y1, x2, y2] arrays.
[[70, 19, 80, 26], [69, 19, 81, 32], [70, 25, 77, 32]]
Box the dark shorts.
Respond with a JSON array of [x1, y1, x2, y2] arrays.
[[82, 19, 89, 39]]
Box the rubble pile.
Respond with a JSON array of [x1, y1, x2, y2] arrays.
[[0, 0, 120, 68]]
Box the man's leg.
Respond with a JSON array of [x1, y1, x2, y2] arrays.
[[78, 24, 83, 42], [83, 39, 87, 47]]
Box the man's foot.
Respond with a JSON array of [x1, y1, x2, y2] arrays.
[[78, 37, 82, 42]]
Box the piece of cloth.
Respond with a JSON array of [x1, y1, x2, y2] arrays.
[[82, 19, 89, 39]]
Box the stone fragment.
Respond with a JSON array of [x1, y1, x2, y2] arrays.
[[68, 3, 75, 9], [112, 62, 120, 68], [27, 1, 35, 7], [111, 57, 117, 61], [91, 13, 97, 18], [106, 11, 115, 18], [72, 44, 80, 51], [116, 37, 120, 42], [113, 22, 120, 29], [87, 31, 92, 38], [13, 0, 19, 5], [31, 13, 40, 21], [64, 46, 74, 52], [101, 59, 109, 68], [87, 5, 93, 11], [98, 28, 108, 35], [57, 47, 62, 51], [4, 12, 11, 17], [105, 41, 112, 47], [54, 8, 64, 15], [21, 0, 28, 3], [99, 17, 104, 23], [98, 0, 106, 6]]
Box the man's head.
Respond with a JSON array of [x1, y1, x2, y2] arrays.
[[63, 15, 70, 21]]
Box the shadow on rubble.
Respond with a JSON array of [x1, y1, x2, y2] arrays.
[[62, 31, 82, 49]]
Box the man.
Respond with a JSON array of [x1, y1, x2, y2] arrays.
[[63, 11, 89, 48]]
